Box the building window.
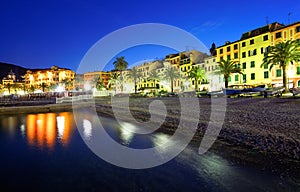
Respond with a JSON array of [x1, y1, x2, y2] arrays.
[[296, 26, 300, 33], [253, 49, 257, 55], [235, 74, 239, 82], [242, 52, 246, 58], [251, 73, 255, 80], [261, 47, 264, 54], [276, 69, 282, 77], [219, 49, 223, 54], [297, 66, 300, 75], [263, 35, 268, 41], [234, 44, 238, 50], [213, 58, 216, 62], [227, 55, 231, 60], [275, 32, 282, 39], [264, 64, 268, 69], [228, 76, 231, 82], [227, 46, 231, 52], [250, 39, 254, 45], [242, 42, 246, 47], [264, 71, 269, 78], [234, 53, 238, 59], [250, 61, 255, 68], [242, 74, 246, 83], [220, 56, 223, 61], [242, 62, 246, 69]]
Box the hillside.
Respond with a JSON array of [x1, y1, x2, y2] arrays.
[[0, 62, 28, 80]]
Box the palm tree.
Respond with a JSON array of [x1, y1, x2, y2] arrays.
[[40, 82, 48, 92], [162, 67, 181, 92], [29, 85, 35, 93], [187, 67, 207, 92], [113, 57, 128, 92], [62, 78, 73, 91], [92, 74, 104, 90], [113, 56, 128, 72], [127, 67, 142, 93], [108, 73, 120, 92], [49, 83, 57, 92], [262, 40, 300, 92], [5, 83, 12, 94], [217, 59, 243, 88]]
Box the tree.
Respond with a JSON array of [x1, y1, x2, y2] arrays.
[[217, 59, 243, 88], [96, 81, 105, 90], [187, 67, 207, 91], [5, 83, 12, 94], [113, 56, 128, 72], [262, 40, 300, 92], [62, 78, 73, 91], [92, 74, 105, 90], [127, 67, 142, 93], [29, 85, 35, 93], [40, 82, 48, 92], [113, 56, 128, 92], [162, 66, 181, 92], [108, 73, 120, 92], [49, 83, 57, 92]]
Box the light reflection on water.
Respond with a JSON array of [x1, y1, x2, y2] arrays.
[[23, 112, 75, 149], [0, 112, 298, 191]]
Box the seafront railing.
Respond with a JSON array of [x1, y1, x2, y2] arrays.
[[55, 94, 94, 104]]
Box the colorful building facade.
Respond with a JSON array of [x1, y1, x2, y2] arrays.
[[24, 66, 75, 92]]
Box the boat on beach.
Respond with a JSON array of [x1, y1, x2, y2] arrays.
[[290, 87, 300, 96], [240, 85, 266, 97], [222, 88, 243, 96]]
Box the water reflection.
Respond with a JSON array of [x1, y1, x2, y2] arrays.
[[25, 112, 74, 149], [119, 122, 136, 145], [83, 119, 92, 140], [1, 116, 18, 137]]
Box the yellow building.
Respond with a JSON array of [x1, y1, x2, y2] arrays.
[[165, 50, 209, 92], [270, 21, 300, 87], [24, 65, 75, 92], [135, 60, 164, 92], [216, 22, 285, 87], [216, 21, 300, 88]]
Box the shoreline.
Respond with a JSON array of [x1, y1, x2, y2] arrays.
[[0, 97, 299, 182]]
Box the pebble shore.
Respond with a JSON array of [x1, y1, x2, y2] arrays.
[[93, 97, 300, 181]]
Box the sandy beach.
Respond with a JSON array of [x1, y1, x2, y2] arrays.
[[1, 97, 299, 182]]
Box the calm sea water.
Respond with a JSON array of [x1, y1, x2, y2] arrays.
[[0, 112, 298, 192]]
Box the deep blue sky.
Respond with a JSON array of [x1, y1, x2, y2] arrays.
[[1, 0, 299, 72]]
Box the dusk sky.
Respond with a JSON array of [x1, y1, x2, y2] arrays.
[[1, 0, 299, 73]]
